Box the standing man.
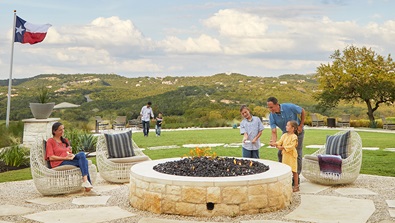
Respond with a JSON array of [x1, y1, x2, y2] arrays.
[[140, 101, 154, 137], [267, 97, 305, 176]]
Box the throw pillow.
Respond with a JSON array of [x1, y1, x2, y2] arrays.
[[43, 140, 51, 168], [325, 131, 350, 159], [105, 130, 135, 158]]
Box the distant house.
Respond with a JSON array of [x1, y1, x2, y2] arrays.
[[280, 81, 288, 85], [162, 81, 173, 85]]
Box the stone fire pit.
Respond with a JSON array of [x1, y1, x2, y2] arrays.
[[129, 158, 292, 217]]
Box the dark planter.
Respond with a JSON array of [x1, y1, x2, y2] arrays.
[[29, 102, 55, 119]]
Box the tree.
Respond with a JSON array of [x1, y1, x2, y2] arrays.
[[315, 46, 395, 125]]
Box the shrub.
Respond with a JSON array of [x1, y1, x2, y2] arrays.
[[0, 122, 23, 148], [64, 128, 97, 154], [0, 145, 29, 167]]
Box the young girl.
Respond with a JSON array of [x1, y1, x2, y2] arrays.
[[270, 120, 299, 192], [155, 112, 163, 137], [239, 105, 265, 158]]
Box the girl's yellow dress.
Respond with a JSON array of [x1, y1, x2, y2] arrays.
[[276, 133, 298, 172]]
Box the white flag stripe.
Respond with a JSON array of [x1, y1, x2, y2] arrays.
[[24, 22, 52, 33]]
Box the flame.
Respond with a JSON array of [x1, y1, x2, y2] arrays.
[[233, 159, 236, 164], [249, 161, 253, 167], [238, 162, 241, 165]]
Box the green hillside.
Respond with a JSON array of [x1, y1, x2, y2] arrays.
[[0, 73, 393, 129]]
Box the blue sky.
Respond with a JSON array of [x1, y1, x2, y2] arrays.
[[0, 0, 394, 79]]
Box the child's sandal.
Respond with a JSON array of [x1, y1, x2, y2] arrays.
[[293, 186, 300, 192]]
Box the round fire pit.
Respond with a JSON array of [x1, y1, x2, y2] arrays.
[[129, 158, 292, 217]]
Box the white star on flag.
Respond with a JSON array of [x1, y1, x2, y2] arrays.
[[15, 25, 24, 34]]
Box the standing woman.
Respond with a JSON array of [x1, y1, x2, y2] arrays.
[[240, 105, 265, 158], [45, 122, 94, 193]]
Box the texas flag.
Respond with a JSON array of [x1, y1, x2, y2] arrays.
[[14, 16, 51, 44]]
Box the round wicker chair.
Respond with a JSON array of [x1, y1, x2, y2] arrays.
[[302, 130, 362, 185], [30, 139, 97, 196], [96, 134, 150, 183]]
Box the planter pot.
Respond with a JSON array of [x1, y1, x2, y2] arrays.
[[29, 103, 55, 119]]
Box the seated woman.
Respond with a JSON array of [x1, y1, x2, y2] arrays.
[[46, 122, 96, 195]]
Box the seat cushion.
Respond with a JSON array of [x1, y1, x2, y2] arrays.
[[108, 155, 150, 163], [325, 131, 350, 159], [304, 155, 319, 161], [104, 130, 135, 158], [52, 160, 93, 171]]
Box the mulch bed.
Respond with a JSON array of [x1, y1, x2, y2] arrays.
[[0, 161, 29, 173]]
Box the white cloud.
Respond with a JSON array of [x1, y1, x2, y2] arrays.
[[46, 16, 153, 50], [204, 9, 268, 38], [160, 34, 222, 53]]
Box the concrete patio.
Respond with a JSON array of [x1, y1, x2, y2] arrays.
[[0, 172, 394, 223]]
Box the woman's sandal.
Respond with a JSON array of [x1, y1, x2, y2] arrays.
[[293, 186, 300, 192]]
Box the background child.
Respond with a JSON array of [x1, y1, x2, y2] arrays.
[[155, 112, 163, 137], [270, 120, 299, 192], [239, 105, 265, 158]]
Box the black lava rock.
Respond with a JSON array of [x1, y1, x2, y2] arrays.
[[153, 157, 270, 177]]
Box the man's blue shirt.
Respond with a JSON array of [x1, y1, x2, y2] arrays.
[[269, 103, 303, 133]]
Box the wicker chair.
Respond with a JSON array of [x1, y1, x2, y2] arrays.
[[96, 134, 150, 183], [30, 139, 97, 196], [302, 130, 362, 185]]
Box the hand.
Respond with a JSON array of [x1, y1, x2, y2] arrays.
[[67, 153, 75, 160], [297, 125, 303, 133]]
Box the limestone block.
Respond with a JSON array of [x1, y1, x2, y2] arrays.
[[248, 184, 267, 195], [195, 204, 215, 217], [267, 182, 282, 197], [213, 203, 239, 216], [166, 185, 181, 195], [149, 183, 165, 193], [143, 192, 161, 213], [130, 196, 143, 210], [161, 199, 176, 214], [207, 187, 221, 203], [23, 118, 59, 148], [240, 208, 260, 215], [163, 194, 180, 202], [181, 186, 207, 203], [130, 181, 136, 194], [136, 180, 149, 190], [268, 195, 285, 208], [222, 186, 248, 204], [248, 195, 268, 209], [135, 187, 144, 198], [175, 202, 196, 216]]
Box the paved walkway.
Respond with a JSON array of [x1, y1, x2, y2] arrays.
[[0, 173, 394, 223]]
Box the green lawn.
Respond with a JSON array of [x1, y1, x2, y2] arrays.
[[1, 128, 394, 183]]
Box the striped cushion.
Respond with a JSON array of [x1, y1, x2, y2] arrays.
[[325, 131, 350, 159], [105, 130, 135, 158]]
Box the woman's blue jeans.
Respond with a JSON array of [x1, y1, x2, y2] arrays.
[[60, 152, 91, 183]]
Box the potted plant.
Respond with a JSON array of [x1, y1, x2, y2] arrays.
[[29, 86, 55, 119]]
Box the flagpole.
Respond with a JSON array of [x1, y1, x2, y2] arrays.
[[6, 10, 17, 128]]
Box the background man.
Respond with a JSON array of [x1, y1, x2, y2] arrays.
[[140, 101, 154, 137], [267, 96, 305, 176]]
